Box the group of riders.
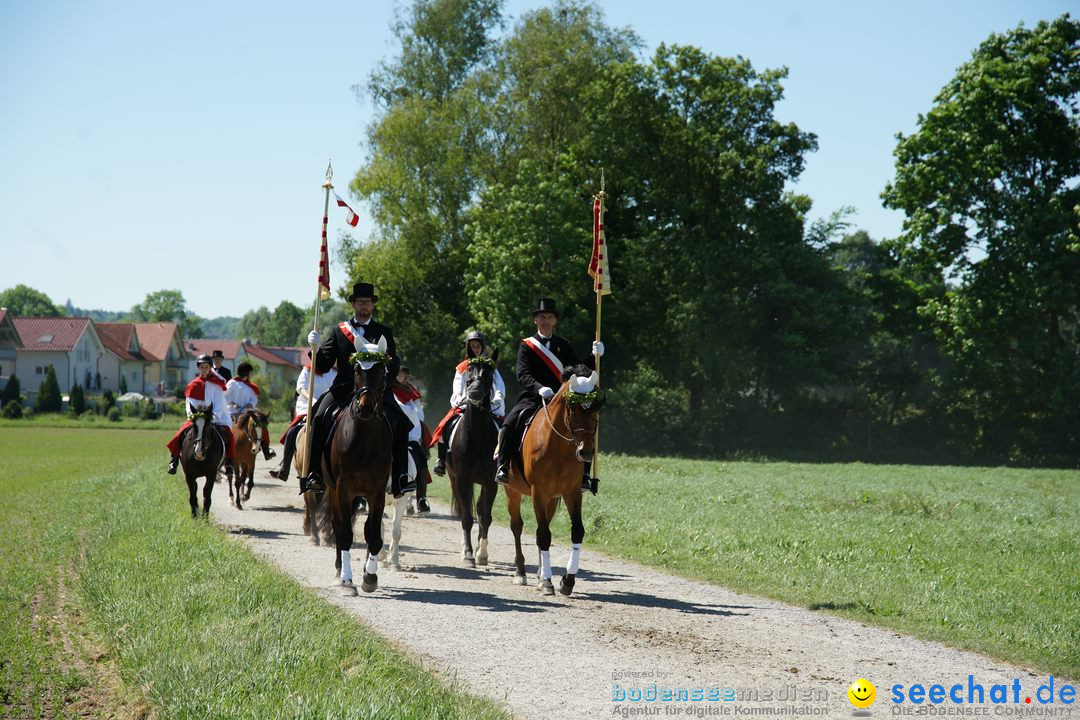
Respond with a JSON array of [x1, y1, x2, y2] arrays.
[[165, 281, 604, 501]]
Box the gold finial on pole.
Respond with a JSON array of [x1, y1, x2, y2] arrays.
[[323, 159, 334, 189]]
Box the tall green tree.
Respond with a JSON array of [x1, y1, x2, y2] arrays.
[[347, 0, 505, 384], [264, 300, 305, 346], [882, 14, 1080, 461], [1, 374, 20, 406], [132, 290, 203, 339], [236, 306, 271, 341], [0, 285, 64, 317], [36, 365, 61, 413]]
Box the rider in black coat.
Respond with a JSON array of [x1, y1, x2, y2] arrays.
[[298, 282, 414, 497], [495, 298, 603, 490]]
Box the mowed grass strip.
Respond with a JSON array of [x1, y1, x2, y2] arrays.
[[426, 455, 1079, 678], [1, 427, 508, 720]]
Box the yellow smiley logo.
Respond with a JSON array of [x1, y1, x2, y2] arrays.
[[848, 678, 876, 709]]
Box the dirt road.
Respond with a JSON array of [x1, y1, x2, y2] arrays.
[[211, 457, 1041, 719]]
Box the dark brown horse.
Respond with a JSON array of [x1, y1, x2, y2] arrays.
[[179, 405, 226, 518], [230, 408, 269, 509], [310, 338, 394, 595], [446, 351, 500, 568], [504, 366, 603, 596]]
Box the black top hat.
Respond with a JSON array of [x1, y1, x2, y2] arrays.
[[348, 282, 379, 302], [211, 349, 224, 358], [532, 298, 559, 317], [195, 354, 213, 365]]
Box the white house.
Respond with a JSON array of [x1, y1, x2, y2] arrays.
[[13, 316, 109, 395]]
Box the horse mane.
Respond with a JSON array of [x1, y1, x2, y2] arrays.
[[561, 364, 591, 382]]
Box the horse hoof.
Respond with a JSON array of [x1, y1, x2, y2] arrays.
[[391, 563, 401, 572], [463, 557, 476, 569], [514, 574, 527, 586], [559, 574, 576, 596], [476, 554, 488, 566], [361, 573, 378, 593], [340, 580, 358, 597], [540, 578, 555, 596]]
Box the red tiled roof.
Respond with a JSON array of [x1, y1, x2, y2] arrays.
[[13, 317, 91, 352], [95, 323, 140, 361], [134, 323, 181, 361], [186, 339, 243, 360], [242, 343, 299, 368]]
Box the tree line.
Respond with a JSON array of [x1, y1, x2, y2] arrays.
[[335, 1, 1079, 466]]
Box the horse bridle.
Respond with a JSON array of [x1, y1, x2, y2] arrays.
[[541, 395, 596, 446], [350, 365, 385, 419], [242, 413, 259, 452], [465, 364, 493, 412]]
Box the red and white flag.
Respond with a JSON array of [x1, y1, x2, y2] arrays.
[[318, 231, 331, 301], [589, 195, 612, 295], [335, 193, 360, 227]]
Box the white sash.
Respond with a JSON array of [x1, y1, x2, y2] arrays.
[[522, 336, 563, 378]]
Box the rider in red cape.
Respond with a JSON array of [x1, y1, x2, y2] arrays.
[[391, 364, 432, 513], [431, 330, 506, 477], [224, 361, 276, 460], [298, 281, 414, 497], [166, 354, 236, 474], [494, 298, 603, 490]]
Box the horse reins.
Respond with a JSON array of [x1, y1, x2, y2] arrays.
[[540, 396, 589, 445]]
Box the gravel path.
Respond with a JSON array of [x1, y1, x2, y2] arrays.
[[211, 456, 1043, 719]]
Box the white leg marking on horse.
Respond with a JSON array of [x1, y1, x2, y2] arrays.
[[539, 549, 552, 580], [340, 550, 353, 582], [365, 553, 379, 575], [567, 543, 582, 575]]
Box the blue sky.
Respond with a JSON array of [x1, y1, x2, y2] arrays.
[[1, 1, 1074, 319]]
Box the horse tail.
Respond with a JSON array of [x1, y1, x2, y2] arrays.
[[311, 488, 335, 546]]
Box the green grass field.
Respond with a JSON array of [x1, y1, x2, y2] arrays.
[[0, 426, 508, 720], [426, 455, 1080, 678], [3, 426, 1076, 719]]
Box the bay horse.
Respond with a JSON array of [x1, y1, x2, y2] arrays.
[[300, 418, 414, 572], [230, 408, 269, 509], [446, 351, 500, 568], [309, 338, 395, 595], [504, 366, 604, 596], [179, 405, 226, 518]]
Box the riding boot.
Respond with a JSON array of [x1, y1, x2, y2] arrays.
[[167, 455, 179, 475], [582, 461, 597, 495], [261, 440, 276, 461], [433, 438, 447, 476], [269, 444, 292, 481], [494, 426, 511, 485]]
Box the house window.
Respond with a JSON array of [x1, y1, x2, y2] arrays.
[[35, 366, 46, 376]]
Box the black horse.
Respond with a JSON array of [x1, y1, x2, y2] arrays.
[[179, 405, 226, 518], [310, 338, 394, 595], [447, 351, 500, 568]]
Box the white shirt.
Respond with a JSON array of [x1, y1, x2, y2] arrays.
[[186, 377, 230, 426], [395, 391, 425, 443], [294, 366, 337, 416], [224, 378, 259, 416], [450, 365, 506, 417]]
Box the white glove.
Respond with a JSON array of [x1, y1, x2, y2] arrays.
[[592, 340, 605, 357], [307, 330, 321, 347], [539, 386, 555, 400]]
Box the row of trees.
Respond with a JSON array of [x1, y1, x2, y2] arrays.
[[334, 1, 1079, 465]]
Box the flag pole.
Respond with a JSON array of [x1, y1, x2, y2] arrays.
[[300, 160, 334, 481], [592, 169, 606, 485]]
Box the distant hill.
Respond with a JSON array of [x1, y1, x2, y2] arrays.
[[68, 304, 239, 340], [200, 316, 240, 339]]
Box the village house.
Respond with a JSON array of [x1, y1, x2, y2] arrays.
[[134, 322, 188, 396], [0, 309, 22, 390], [96, 322, 151, 395], [13, 316, 109, 397], [186, 339, 300, 386]]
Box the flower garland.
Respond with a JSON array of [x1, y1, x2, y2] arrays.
[[188, 407, 213, 421], [349, 350, 390, 366], [563, 388, 605, 406], [467, 356, 496, 369]]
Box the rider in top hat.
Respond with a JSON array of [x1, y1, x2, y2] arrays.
[[298, 281, 415, 498], [211, 349, 232, 381], [494, 298, 604, 490], [430, 330, 506, 477], [166, 354, 236, 475], [224, 361, 277, 461]]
